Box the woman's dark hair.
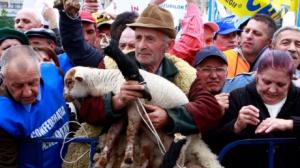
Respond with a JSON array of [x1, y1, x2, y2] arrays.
[[257, 49, 295, 78], [110, 11, 138, 41]]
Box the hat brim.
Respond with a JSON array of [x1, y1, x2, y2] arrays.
[[0, 35, 29, 45], [218, 28, 240, 35], [204, 22, 219, 32], [81, 19, 96, 23], [127, 22, 176, 39]]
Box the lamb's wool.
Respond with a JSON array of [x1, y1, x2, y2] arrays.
[[63, 56, 221, 168], [104, 54, 197, 94]]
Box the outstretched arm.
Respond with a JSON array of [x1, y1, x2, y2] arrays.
[[170, 0, 204, 65]]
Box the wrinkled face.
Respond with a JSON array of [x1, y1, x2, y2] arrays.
[[4, 63, 40, 104], [64, 68, 89, 101], [135, 28, 170, 72], [14, 11, 42, 32], [82, 22, 97, 47], [240, 19, 270, 57], [273, 30, 300, 68], [0, 39, 22, 56], [29, 37, 56, 52], [256, 68, 290, 105], [214, 32, 239, 51], [119, 27, 135, 52], [196, 57, 227, 95]]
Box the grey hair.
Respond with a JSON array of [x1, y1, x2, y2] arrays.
[[272, 26, 300, 45], [0, 45, 41, 76]]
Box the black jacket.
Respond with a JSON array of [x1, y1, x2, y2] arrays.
[[204, 82, 300, 168]]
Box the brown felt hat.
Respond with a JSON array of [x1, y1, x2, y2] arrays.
[[127, 4, 176, 39]]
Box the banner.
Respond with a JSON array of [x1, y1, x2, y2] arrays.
[[217, 0, 290, 20], [110, 0, 187, 27]]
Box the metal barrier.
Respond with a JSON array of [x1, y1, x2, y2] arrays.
[[23, 137, 99, 167], [218, 138, 298, 168]]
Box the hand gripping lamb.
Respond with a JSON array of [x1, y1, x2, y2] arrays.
[[64, 66, 223, 168]]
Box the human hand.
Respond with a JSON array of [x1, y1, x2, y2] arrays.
[[64, 0, 81, 18], [149, 0, 167, 6], [112, 81, 144, 110], [143, 104, 170, 129], [255, 118, 293, 134], [214, 93, 229, 115], [234, 105, 260, 133], [42, 3, 58, 29]]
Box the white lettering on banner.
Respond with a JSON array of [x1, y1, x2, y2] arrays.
[[42, 123, 69, 150], [30, 106, 66, 138]]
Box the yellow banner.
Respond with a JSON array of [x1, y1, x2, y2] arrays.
[[218, 0, 289, 20]]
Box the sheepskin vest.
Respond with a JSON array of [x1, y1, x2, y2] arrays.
[[103, 53, 197, 94]]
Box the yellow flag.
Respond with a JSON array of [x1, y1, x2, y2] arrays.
[[218, 0, 289, 20]]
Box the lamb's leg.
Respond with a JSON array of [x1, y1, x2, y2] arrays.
[[94, 118, 125, 168], [121, 103, 142, 166]]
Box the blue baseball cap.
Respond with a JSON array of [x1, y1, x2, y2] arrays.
[[193, 45, 227, 66], [216, 20, 240, 35]]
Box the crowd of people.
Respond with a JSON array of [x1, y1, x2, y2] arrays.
[[0, 0, 300, 167]]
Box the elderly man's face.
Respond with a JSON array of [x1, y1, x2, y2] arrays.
[[29, 37, 56, 52], [4, 62, 40, 104], [135, 27, 172, 73], [119, 27, 135, 52], [0, 39, 22, 56], [196, 57, 227, 95], [256, 68, 290, 105], [273, 30, 300, 68], [14, 10, 42, 32], [240, 19, 270, 59]]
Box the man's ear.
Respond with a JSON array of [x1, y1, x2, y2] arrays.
[[268, 39, 273, 49], [166, 39, 175, 52]]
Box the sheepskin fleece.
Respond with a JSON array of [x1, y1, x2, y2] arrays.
[[103, 54, 197, 94], [62, 56, 222, 167], [62, 123, 102, 168]]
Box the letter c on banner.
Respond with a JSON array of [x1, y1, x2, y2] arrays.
[[247, 0, 261, 11]]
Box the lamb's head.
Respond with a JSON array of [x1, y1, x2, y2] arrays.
[[64, 66, 91, 102]]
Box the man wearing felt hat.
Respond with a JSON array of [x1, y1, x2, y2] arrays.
[[0, 28, 29, 56], [25, 28, 58, 53], [76, 0, 222, 142], [57, 0, 222, 167]]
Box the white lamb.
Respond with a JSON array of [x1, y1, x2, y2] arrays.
[[64, 66, 222, 168]]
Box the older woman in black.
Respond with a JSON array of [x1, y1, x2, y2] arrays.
[[205, 49, 300, 168]]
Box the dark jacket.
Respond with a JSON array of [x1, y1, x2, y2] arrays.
[[205, 81, 300, 168], [59, 11, 104, 67]]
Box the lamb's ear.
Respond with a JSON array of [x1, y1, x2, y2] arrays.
[[74, 71, 84, 82]]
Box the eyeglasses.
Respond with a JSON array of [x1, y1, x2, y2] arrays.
[[198, 67, 227, 75]]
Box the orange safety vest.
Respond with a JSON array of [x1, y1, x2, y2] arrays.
[[224, 49, 250, 78]]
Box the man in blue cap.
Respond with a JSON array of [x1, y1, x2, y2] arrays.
[[214, 19, 240, 51], [193, 45, 229, 113]]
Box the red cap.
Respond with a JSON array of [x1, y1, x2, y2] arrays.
[[204, 22, 219, 33], [80, 11, 96, 23]]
